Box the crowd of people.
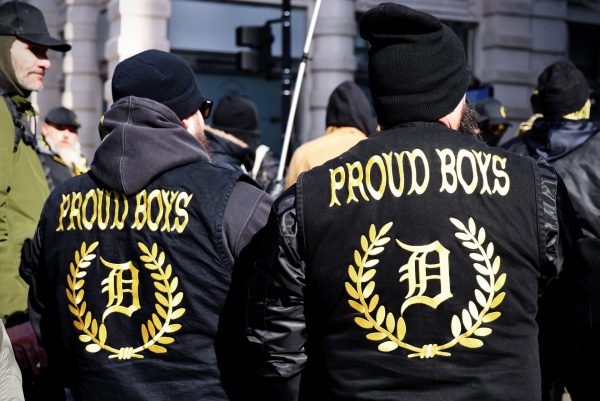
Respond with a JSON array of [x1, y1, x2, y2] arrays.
[[1, 1, 598, 401]]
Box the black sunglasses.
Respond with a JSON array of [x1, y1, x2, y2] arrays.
[[200, 100, 213, 119]]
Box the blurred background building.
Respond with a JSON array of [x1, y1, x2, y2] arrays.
[[22, 0, 600, 158]]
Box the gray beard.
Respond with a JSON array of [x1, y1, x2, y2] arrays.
[[48, 139, 82, 169]]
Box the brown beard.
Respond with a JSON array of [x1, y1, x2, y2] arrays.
[[459, 102, 481, 140]]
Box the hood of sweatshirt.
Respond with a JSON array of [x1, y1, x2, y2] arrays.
[[90, 96, 209, 195], [204, 126, 252, 172], [525, 118, 598, 161], [326, 81, 376, 136]]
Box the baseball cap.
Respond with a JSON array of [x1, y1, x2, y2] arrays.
[[0, 1, 71, 52], [474, 98, 510, 126], [45, 107, 80, 129]]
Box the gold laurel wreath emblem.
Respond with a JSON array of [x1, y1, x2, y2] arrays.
[[345, 218, 506, 358], [66, 241, 186, 359]]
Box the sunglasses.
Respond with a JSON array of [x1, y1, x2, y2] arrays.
[[200, 100, 213, 119]]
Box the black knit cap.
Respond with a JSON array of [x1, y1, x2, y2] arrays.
[[212, 95, 261, 150], [531, 59, 591, 117], [360, 3, 470, 127], [111, 49, 207, 120]]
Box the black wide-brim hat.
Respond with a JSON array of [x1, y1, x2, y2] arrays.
[[0, 1, 71, 52]]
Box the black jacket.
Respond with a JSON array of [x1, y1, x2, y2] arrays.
[[248, 122, 581, 401], [503, 118, 600, 239], [26, 97, 272, 401], [205, 127, 253, 173]]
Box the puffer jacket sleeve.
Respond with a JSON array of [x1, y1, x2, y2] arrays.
[[247, 187, 307, 401], [0, 321, 25, 401], [535, 158, 592, 399], [535, 158, 580, 286]]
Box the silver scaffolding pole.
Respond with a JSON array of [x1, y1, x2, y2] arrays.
[[274, 0, 323, 185]]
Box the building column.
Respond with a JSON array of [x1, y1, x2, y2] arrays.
[[103, 0, 171, 104], [29, 0, 65, 123], [307, 0, 356, 140], [61, 0, 103, 160]]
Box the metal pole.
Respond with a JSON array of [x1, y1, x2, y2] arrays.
[[275, 0, 323, 182], [281, 0, 292, 135]]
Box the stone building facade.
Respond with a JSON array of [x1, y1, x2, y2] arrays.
[[19, 0, 600, 157]]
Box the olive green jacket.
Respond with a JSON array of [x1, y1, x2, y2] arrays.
[[0, 94, 49, 318]]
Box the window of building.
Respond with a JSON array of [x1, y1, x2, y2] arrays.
[[568, 22, 600, 121], [169, 1, 307, 152]]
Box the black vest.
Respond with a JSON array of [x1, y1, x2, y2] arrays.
[[38, 161, 243, 401], [297, 122, 543, 400]]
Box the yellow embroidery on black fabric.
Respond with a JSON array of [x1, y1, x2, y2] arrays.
[[66, 241, 186, 359], [345, 218, 505, 358], [396, 240, 452, 314], [100, 259, 141, 321]]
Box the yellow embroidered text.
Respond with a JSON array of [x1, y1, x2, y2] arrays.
[[57, 189, 193, 233]]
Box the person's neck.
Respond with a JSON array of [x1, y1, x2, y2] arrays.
[[0, 73, 28, 98]]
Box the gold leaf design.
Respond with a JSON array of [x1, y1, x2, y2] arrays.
[[458, 337, 483, 348], [385, 313, 395, 332], [136, 242, 186, 355], [347, 219, 505, 359], [361, 269, 376, 282], [349, 300, 365, 313], [86, 344, 102, 353], [483, 312, 501, 323], [368, 294, 379, 312], [474, 327, 492, 337], [355, 317, 373, 329], [475, 289, 487, 307], [468, 301, 479, 320], [348, 266, 358, 283], [360, 236, 368, 252], [451, 315, 461, 338], [367, 332, 387, 341], [363, 281, 375, 298], [491, 292, 506, 308], [448, 217, 506, 353], [345, 282, 359, 299], [67, 241, 185, 360], [396, 317, 407, 341], [376, 306, 385, 325], [378, 341, 399, 352]]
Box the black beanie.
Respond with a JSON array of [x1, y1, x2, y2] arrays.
[[360, 3, 470, 127], [212, 95, 261, 151], [111, 49, 206, 120], [531, 59, 591, 117]]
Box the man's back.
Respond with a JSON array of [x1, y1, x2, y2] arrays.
[[29, 96, 262, 400], [249, 122, 577, 400], [503, 118, 600, 238]]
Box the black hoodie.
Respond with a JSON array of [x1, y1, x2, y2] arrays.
[[26, 96, 272, 401]]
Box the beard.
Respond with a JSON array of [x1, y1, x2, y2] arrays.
[[458, 102, 481, 140], [48, 139, 84, 171]]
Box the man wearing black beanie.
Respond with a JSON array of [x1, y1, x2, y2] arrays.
[[503, 59, 598, 400], [247, 3, 582, 401], [24, 49, 272, 401]]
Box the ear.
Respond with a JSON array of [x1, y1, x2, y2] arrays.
[[41, 122, 49, 136], [181, 110, 200, 128], [438, 95, 466, 130]]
